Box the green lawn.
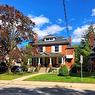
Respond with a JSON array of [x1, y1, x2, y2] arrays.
[[0, 72, 32, 80], [25, 73, 95, 83]]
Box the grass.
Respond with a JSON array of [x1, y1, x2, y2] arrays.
[[0, 72, 32, 80], [25, 73, 95, 83]]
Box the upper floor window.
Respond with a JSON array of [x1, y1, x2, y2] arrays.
[[55, 45, 59, 52]]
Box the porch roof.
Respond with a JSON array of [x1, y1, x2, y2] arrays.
[[32, 52, 64, 58]]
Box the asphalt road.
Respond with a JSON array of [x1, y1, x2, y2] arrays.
[[0, 85, 95, 95]]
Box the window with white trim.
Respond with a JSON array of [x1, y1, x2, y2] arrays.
[[44, 38, 55, 41], [54, 45, 59, 52]]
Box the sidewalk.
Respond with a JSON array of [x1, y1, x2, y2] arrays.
[[0, 72, 95, 90], [0, 80, 95, 90]]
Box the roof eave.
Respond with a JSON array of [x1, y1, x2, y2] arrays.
[[33, 42, 70, 46]]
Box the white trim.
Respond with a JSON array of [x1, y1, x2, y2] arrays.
[[43, 46, 45, 52], [51, 46, 55, 52], [49, 57, 52, 65], [59, 45, 62, 52], [66, 55, 73, 59], [61, 57, 64, 64], [38, 58, 40, 65], [61, 57, 65, 65]]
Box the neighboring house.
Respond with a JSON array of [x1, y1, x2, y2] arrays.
[[90, 44, 95, 72], [7, 47, 24, 66], [9, 47, 23, 60], [32, 35, 75, 69], [89, 31, 95, 72]]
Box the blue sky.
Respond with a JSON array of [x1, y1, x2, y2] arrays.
[[0, 0, 95, 44]]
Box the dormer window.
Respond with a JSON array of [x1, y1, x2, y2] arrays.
[[43, 35, 56, 42], [44, 37, 56, 41], [46, 38, 49, 41], [50, 38, 53, 40]]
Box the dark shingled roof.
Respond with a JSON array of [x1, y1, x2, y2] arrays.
[[33, 35, 70, 46], [43, 35, 56, 39]]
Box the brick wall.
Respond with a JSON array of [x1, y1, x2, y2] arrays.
[[45, 46, 51, 53], [66, 48, 75, 68]]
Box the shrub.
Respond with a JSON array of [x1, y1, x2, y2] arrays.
[[70, 65, 77, 74], [70, 64, 80, 75], [58, 65, 69, 76], [0, 62, 8, 74], [11, 66, 23, 74], [21, 65, 28, 72]]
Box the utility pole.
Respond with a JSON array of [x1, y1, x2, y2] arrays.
[[62, 0, 69, 37]]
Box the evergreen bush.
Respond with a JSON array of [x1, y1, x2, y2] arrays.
[[58, 65, 69, 76], [70, 64, 81, 75]]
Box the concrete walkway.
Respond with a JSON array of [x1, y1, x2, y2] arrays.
[[12, 73, 44, 81]]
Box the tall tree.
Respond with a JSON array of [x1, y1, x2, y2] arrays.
[[0, 5, 37, 71], [75, 24, 95, 71]]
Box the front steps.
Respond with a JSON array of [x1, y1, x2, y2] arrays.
[[39, 67, 47, 73]]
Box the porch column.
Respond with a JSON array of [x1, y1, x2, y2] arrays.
[[61, 57, 65, 65], [49, 57, 52, 67], [38, 57, 41, 66]]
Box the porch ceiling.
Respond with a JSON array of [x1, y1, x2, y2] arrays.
[[32, 52, 64, 58]]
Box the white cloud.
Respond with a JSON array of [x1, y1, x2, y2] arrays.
[[57, 19, 63, 24], [92, 8, 95, 16], [29, 15, 50, 26], [28, 14, 65, 38], [33, 24, 65, 38], [33, 28, 47, 37], [72, 25, 89, 43], [44, 24, 65, 34]]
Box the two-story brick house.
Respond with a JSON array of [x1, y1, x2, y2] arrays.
[[31, 35, 75, 69]]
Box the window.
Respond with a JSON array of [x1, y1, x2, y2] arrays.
[[45, 38, 55, 41], [46, 38, 49, 41], [66, 59, 71, 62], [39, 46, 43, 52], [50, 38, 53, 40], [55, 45, 59, 52]]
